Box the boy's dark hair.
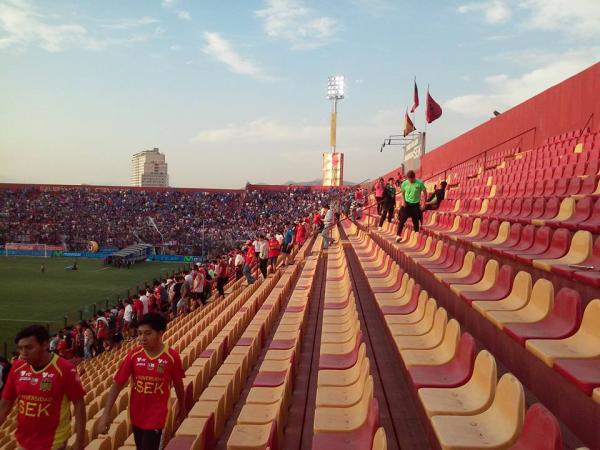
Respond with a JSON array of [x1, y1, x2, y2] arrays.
[[138, 313, 167, 332], [15, 325, 50, 345], [406, 170, 416, 178]]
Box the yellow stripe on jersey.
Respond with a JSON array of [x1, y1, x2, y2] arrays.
[[51, 395, 71, 450]]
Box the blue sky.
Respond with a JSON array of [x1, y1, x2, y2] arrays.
[[0, 0, 598, 188]]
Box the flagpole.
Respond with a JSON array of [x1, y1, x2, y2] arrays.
[[424, 84, 429, 135], [411, 76, 416, 124]]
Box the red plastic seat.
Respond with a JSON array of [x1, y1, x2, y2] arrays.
[[512, 226, 552, 263], [579, 197, 600, 233], [503, 288, 582, 345], [525, 228, 571, 262], [429, 248, 466, 274], [422, 246, 457, 271], [554, 178, 568, 197], [556, 196, 593, 230], [534, 197, 560, 222], [552, 235, 600, 279], [500, 224, 536, 259], [509, 404, 563, 450], [460, 264, 514, 304], [459, 219, 490, 243], [380, 284, 421, 315], [542, 179, 557, 197], [579, 175, 599, 196], [473, 220, 500, 244], [408, 334, 475, 389], [565, 177, 582, 196], [418, 243, 449, 267], [553, 357, 600, 395], [485, 223, 522, 255], [441, 255, 486, 287]]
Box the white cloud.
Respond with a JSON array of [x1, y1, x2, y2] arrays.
[[458, 0, 600, 39], [192, 118, 326, 143], [161, 0, 177, 9], [202, 31, 273, 81], [446, 47, 600, 117], [0, 0, 159, 51], [519, 0, 600, 39], [169, 44, 181, 51], [100, 16, 159, 30], [176, 10, 191, 20], [458, 0, 511, 24], [255, 0, 341, 50]]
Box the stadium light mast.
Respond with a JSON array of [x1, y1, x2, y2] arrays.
[[327, 75, 345, 154]]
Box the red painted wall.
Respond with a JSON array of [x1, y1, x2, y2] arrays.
[[383, 63, 600, 182]]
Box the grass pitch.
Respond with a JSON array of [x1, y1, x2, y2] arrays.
[[0, 257, 184, 354]]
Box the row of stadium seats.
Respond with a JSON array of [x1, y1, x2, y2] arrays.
[[82, 275, 264, 449], [227, 239, 322, 449], [413, 212, 599, 288], [159, 237, 320, 450], [343, 220, 590, 449], [373, 222, 600, 400], [312, 231, 385, 450]]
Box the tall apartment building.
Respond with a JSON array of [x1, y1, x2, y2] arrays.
[[130, 148, 169, 187]]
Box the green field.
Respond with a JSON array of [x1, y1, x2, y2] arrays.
[[0, 257, 187, 354]]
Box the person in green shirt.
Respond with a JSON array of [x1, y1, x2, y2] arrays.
[[395, 170, 427, 242]]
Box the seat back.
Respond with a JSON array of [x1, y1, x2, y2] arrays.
[[491, 374, 525, 436], [481, 260, 500, 284], [569, 231, 593, 259], [438, 319, 460, 356], [509, 271, 533, 303], [580, 299, 600, 340], [528, 279, 554, 315], [509, 403, 563, 450], [470, 350, 497, 398]]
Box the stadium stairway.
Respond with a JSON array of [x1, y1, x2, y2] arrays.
[[344, 216, 598, 449]]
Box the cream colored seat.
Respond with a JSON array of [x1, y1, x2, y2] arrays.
[[473, 271, 532, 314], [525, 299, 600, 366], [430, 374, 525, 450], [418, 351, 496, 417], [485, 278, 553, 329]]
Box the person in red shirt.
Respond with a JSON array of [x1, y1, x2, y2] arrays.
[[132, 295, 144, 321], [0, 325, 86, 450], [243, 240, 256, 285], [267, 235, 280, 273], [294, 220, 306, 248], [98, 313, 185, 450], [312, 211, 322, 233]]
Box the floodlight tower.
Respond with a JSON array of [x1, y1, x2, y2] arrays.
[[327, 75, 345, 153]]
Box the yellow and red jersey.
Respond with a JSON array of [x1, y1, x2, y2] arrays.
[[114, 344, 183, 430], [1, 353, 85, 450]]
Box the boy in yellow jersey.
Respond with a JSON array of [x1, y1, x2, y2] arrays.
[[0, 325, 86, 450]]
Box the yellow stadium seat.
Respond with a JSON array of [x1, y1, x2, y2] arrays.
[[227, 423, 274, 450], [533, 230, 592, 272], [394, 308, 447, 350], [401, 320, 461, 367], [450, 260, 499, 296], [473, 271, 532, 314], [430, 374, 525, 450], [371, 427, 387, 450], [388, 299, 438, 336], [434, 252, 475, 282], [313, 377, 373, 433], [418, 351, 496, 417], [525, 299, 600, 366], [485, 278, 554, 329], [318, 346, 368, 387], [593, 388, 600, 405]]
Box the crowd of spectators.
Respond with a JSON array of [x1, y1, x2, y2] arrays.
[[0, 187, 341, 257], [0, 185, 364, 364]]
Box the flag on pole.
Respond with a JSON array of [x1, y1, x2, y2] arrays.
[[403, 110, 416, 137], [410, 79, 419, 113], [425, 89, 443, 124]]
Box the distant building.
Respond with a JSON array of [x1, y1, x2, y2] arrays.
[[130, 148, 169, 187]]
